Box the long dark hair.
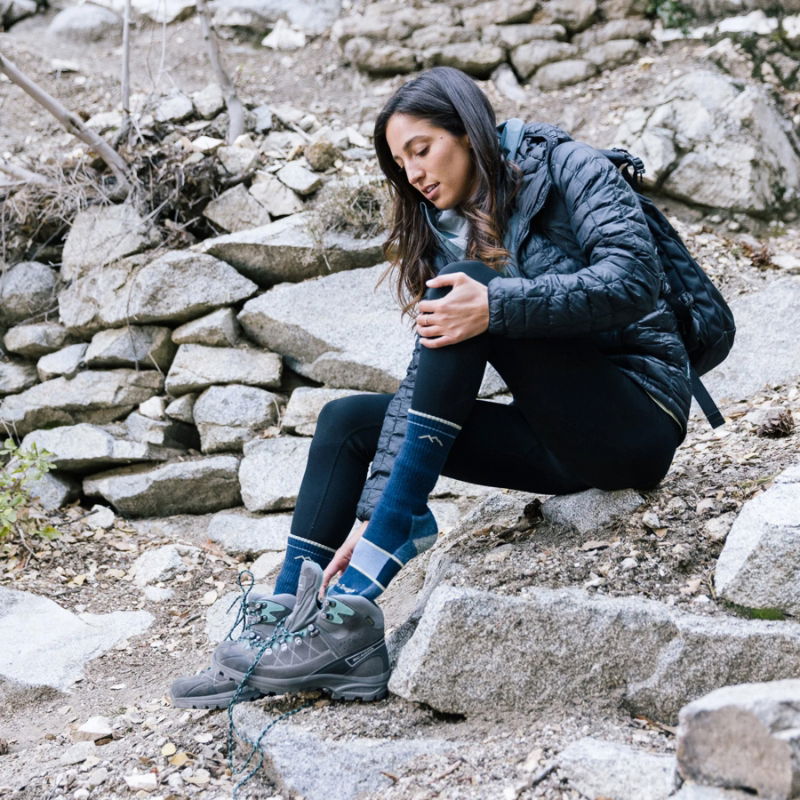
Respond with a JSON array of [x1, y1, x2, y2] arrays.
[[374, 67, 519, 315]]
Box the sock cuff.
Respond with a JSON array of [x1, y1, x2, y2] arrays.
[[287, 534, 337, 554], [408, 409, 462, 432]]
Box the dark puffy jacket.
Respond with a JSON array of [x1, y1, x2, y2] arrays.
[[356, 121, 691, 520]]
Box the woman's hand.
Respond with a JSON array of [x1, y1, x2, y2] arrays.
[[415, 272, 490, 348], [319, 520, 368, 600]]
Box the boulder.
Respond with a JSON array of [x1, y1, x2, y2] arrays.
[[210, 0, 341, 36], [0, 261, 58, 326], [511, 40, 578, 79], [0, 357, 38, 396], [390, 585, 800, 723], [558, 737, 675, 800], [0, 587, 152, 691], [84, 325, 176, 371], [191, 83, 225, 118], [583, 38, 642, 70], [573, 17, 652, 47], [25, 471, 81, 511], [197, 212, 383, 287], [238, 262, 412, 393], [61, 204, 157, 282], [59, 250, 258, 337], [281, 387, 365, 436], [714, 462, 800, 615], [460, 0, 539, 28], [536, 0, 597, 33], [193, 384, 280, 452], [232, 705, 456, 800], [677, 680, 800, 799], [203, 184, 271, 233], [275, 162, 322, 196], [47, 4, 121, 42], [0, 369, 163, 437], [262, 18, 307, 49], [409, 25, 474, 50], [428, 43, 506, 79], [83, 455, 241, 517], [1, 0, 37, 27], [616, 71, 800, 213], [165, 343, 282, 395], [208, 508, 291, 553], [702, 277, 800, 403], [132, 0, 195, 23], [165, 393, 196, 423], [542, 488, 644, 534], [483, 22, 567, 48], [124, 411, 199, 449], [343, 37, 418, 76], [172, 308, 240, 346], [249, 172, 305, 218], [20, 424, 182, 472], [36, 343, 88, 381], [532, 58, 598, 89], [238, 436, 312, 512], [3, 321, 72, 358], [216, 145, 259, 176]]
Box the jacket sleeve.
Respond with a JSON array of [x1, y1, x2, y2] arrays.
[[487, 141, 662, 338], [356, 338, 420, 521]]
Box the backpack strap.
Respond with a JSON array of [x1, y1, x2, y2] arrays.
[[689, 366, 725, 428]]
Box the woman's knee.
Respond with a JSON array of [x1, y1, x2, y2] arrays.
[[314, 394, 390, 444], [426, 261, 498, 300]]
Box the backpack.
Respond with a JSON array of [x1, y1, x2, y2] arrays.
[[601, 147, 736, 428]]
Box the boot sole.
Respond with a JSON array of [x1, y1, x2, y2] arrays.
[[170, 686, 263, 709], [214, 660, 390, 702]]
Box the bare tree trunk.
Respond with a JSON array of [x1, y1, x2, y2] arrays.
[[194, 0, 245, 144], [0, 49, 133, 196], [117, 0, 133, 144], [0, 157, 55, 187]]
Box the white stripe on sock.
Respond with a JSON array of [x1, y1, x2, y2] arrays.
[[287, 534, 337, 554], [408, 409, 462, 431], [349, 563, 387, 591], [362, 537, 404, 568]]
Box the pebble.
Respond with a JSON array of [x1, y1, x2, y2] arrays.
[[59, 742, 96, 765], [124, 772, 158, 791], [74, 715, 113, 742], [620, 557, 638, 571], [85, 767, 109, 788], [642, 510, 661, 528]]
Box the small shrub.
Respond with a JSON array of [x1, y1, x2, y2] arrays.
[[647, 0, 695, 32], [0, 439, 59, 543]]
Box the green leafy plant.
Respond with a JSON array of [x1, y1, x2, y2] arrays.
[[0, 438, 59, 543], [647, 0, 696, 32]]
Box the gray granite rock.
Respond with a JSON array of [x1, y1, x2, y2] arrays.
[[203, 184, 271, 233], [84, 325, 176, 370], [238, 436, 312, 512], [428, 42, 506, 79], [276, 162, 321, 196], [191, 83, 224, 118], [0, 357, 38, 396], [677, 680, 800, 799], [408, 24, 473, 50], [390, 585, 800, 723], [124, 411, 199, 450], [538, 0, 597, 32], [154, 91, 193, 123], [714, 462, 800, 615], [542, 488, 644, 534], [197, 211, 383, 287], [703, 278, 800, 404], [0, 587, 151, 691], [138, 396, 167, 419], [132, 0, 195, 24], [165, 393, 196, 423], [344, 37, 418, 75], [532, 58, 598, 89], [20, 423, 182, 472], [25, 471, 81, 511], [616, 71, 800, 213], [249, 172, 305, 218], [194, 384, 280, 452], [558, 737, 675, 800], [36, 343, 88, 381], [281, 386, 366, 435], [61, 204, 157, 282], [460, 0, 539, 28], [3, 321, 72, 358], [0, 369, 163, 437], [59, 250, 258, 337], [232, 706, 457, 800], [573, 17, 652, 47], [129, 545, 187, 586], [172, 308, 240, 347], [483, 22, 566, 47], [670, 786, 756, 800], [0, 261, 58, 325], [238, 262, 413, 393], [583, 38, 642, 69], [165, 343, 282, 396], [84, 455, 241, 517], [511, 40, 578, 79], [47, 4, 121, 42], [210, 0, 340, 36], [216, 145, 259, 176], [208, 508, 291, 553]]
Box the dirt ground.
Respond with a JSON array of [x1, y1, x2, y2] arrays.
[[1, 7, 799, 799]]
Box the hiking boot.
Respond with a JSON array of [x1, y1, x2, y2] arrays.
[[214, 563, 390, 701], [169, 591, 295, 709]]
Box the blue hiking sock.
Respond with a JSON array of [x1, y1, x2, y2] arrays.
[[330, 409, 461, 599], [273, 535, 335, 595]]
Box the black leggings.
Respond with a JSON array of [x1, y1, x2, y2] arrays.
[[290, 261, 684, 552]]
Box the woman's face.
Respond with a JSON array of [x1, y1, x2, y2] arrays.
[[385, 113, 475, 210]]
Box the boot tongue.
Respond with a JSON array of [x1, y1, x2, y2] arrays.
[[282, 560, 323, 632]]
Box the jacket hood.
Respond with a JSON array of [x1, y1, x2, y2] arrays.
[[497, 119, 573, 168]]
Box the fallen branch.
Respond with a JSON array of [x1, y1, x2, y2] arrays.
[[0, 49, 133, 196], [195, 0, 244, 144], [0, 157, 55, 187]]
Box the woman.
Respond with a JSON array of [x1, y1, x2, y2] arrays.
[[170, 66, 690, 707]]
